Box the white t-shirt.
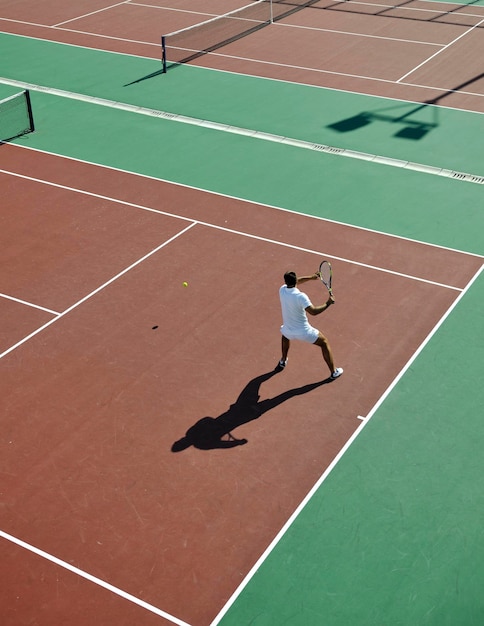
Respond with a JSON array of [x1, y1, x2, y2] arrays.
[[279, 285, 313, 334]]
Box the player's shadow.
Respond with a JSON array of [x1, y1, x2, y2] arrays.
[[171, 368, 333, 451]]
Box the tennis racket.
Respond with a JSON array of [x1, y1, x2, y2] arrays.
[[318, 260, 333, 296]]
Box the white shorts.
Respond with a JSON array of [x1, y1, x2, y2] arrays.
[[280, 325, 319, 344]]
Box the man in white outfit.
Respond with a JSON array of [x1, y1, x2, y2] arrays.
[[278, 270, 343, 379]]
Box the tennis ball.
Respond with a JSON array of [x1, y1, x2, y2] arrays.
[[183, 281, 188, 287]]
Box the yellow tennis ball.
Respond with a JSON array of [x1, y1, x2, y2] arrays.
[[183, 281, 188, 287]]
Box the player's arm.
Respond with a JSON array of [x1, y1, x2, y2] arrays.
[[296, 273, 319, 285], [305, 296, 335, 316]]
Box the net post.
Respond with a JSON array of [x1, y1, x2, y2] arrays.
[[24, 89, 35, 132], [270, 0, 273, 23], [161, 36, 167, 73]]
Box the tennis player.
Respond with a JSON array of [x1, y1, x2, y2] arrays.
[[278, 271, 343, 379]]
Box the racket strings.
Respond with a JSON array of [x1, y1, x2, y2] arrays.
[[319, 261, 332, 287]]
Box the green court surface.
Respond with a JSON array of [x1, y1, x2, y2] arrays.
[[2, 28, 484, 626], [1, 31, 484, 176], [218, 274, 484, 626], [0, 82, 22, 99], [1, 31, 483, 254]]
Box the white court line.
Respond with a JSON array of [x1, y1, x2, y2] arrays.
[[230, 230, 463, 291], [200, 48, 484, 101], [0, 15, 481, 623], [0, 18, 160, 48], [53, 1, 129, 27], [398, 17, 484, 82], [3, 76, 483, 185], [0, 292, 60, 316], [348, 0, 484, 15], [1, 203, 481, 626], [129, 0, 218, 18], [3, 144, 482, 261], [277, 21, 444, 47], [210, 261, 484, 626], [52, 26, 160, 47], [0, 167, 466, 292], [0, 529, 191, 626], [1, 31, 483, 112], [0, 222, 196, 360], [6, 144, 484, 264]]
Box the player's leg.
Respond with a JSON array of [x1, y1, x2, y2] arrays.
[[313, 332, 343, 378], [277, 335, 290, 369]]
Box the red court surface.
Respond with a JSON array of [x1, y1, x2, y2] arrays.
[[1, 145, 482, 625]]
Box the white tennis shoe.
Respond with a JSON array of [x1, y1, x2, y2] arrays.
[[331, 367, 344, 379]]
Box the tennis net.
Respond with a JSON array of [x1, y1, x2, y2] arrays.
[[161, 0, 323, 71], [162, 1, 272, 72], [0, 89, 35, 142]]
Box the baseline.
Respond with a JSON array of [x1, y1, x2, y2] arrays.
[[1, 220, 474, 625], [1, 146, 482, 625]]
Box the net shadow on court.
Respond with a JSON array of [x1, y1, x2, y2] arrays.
[[313, 0, 484, 28], [160, 0, 330, 74]]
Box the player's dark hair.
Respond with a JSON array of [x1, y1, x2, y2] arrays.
[[284, 271, 297, 288]]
